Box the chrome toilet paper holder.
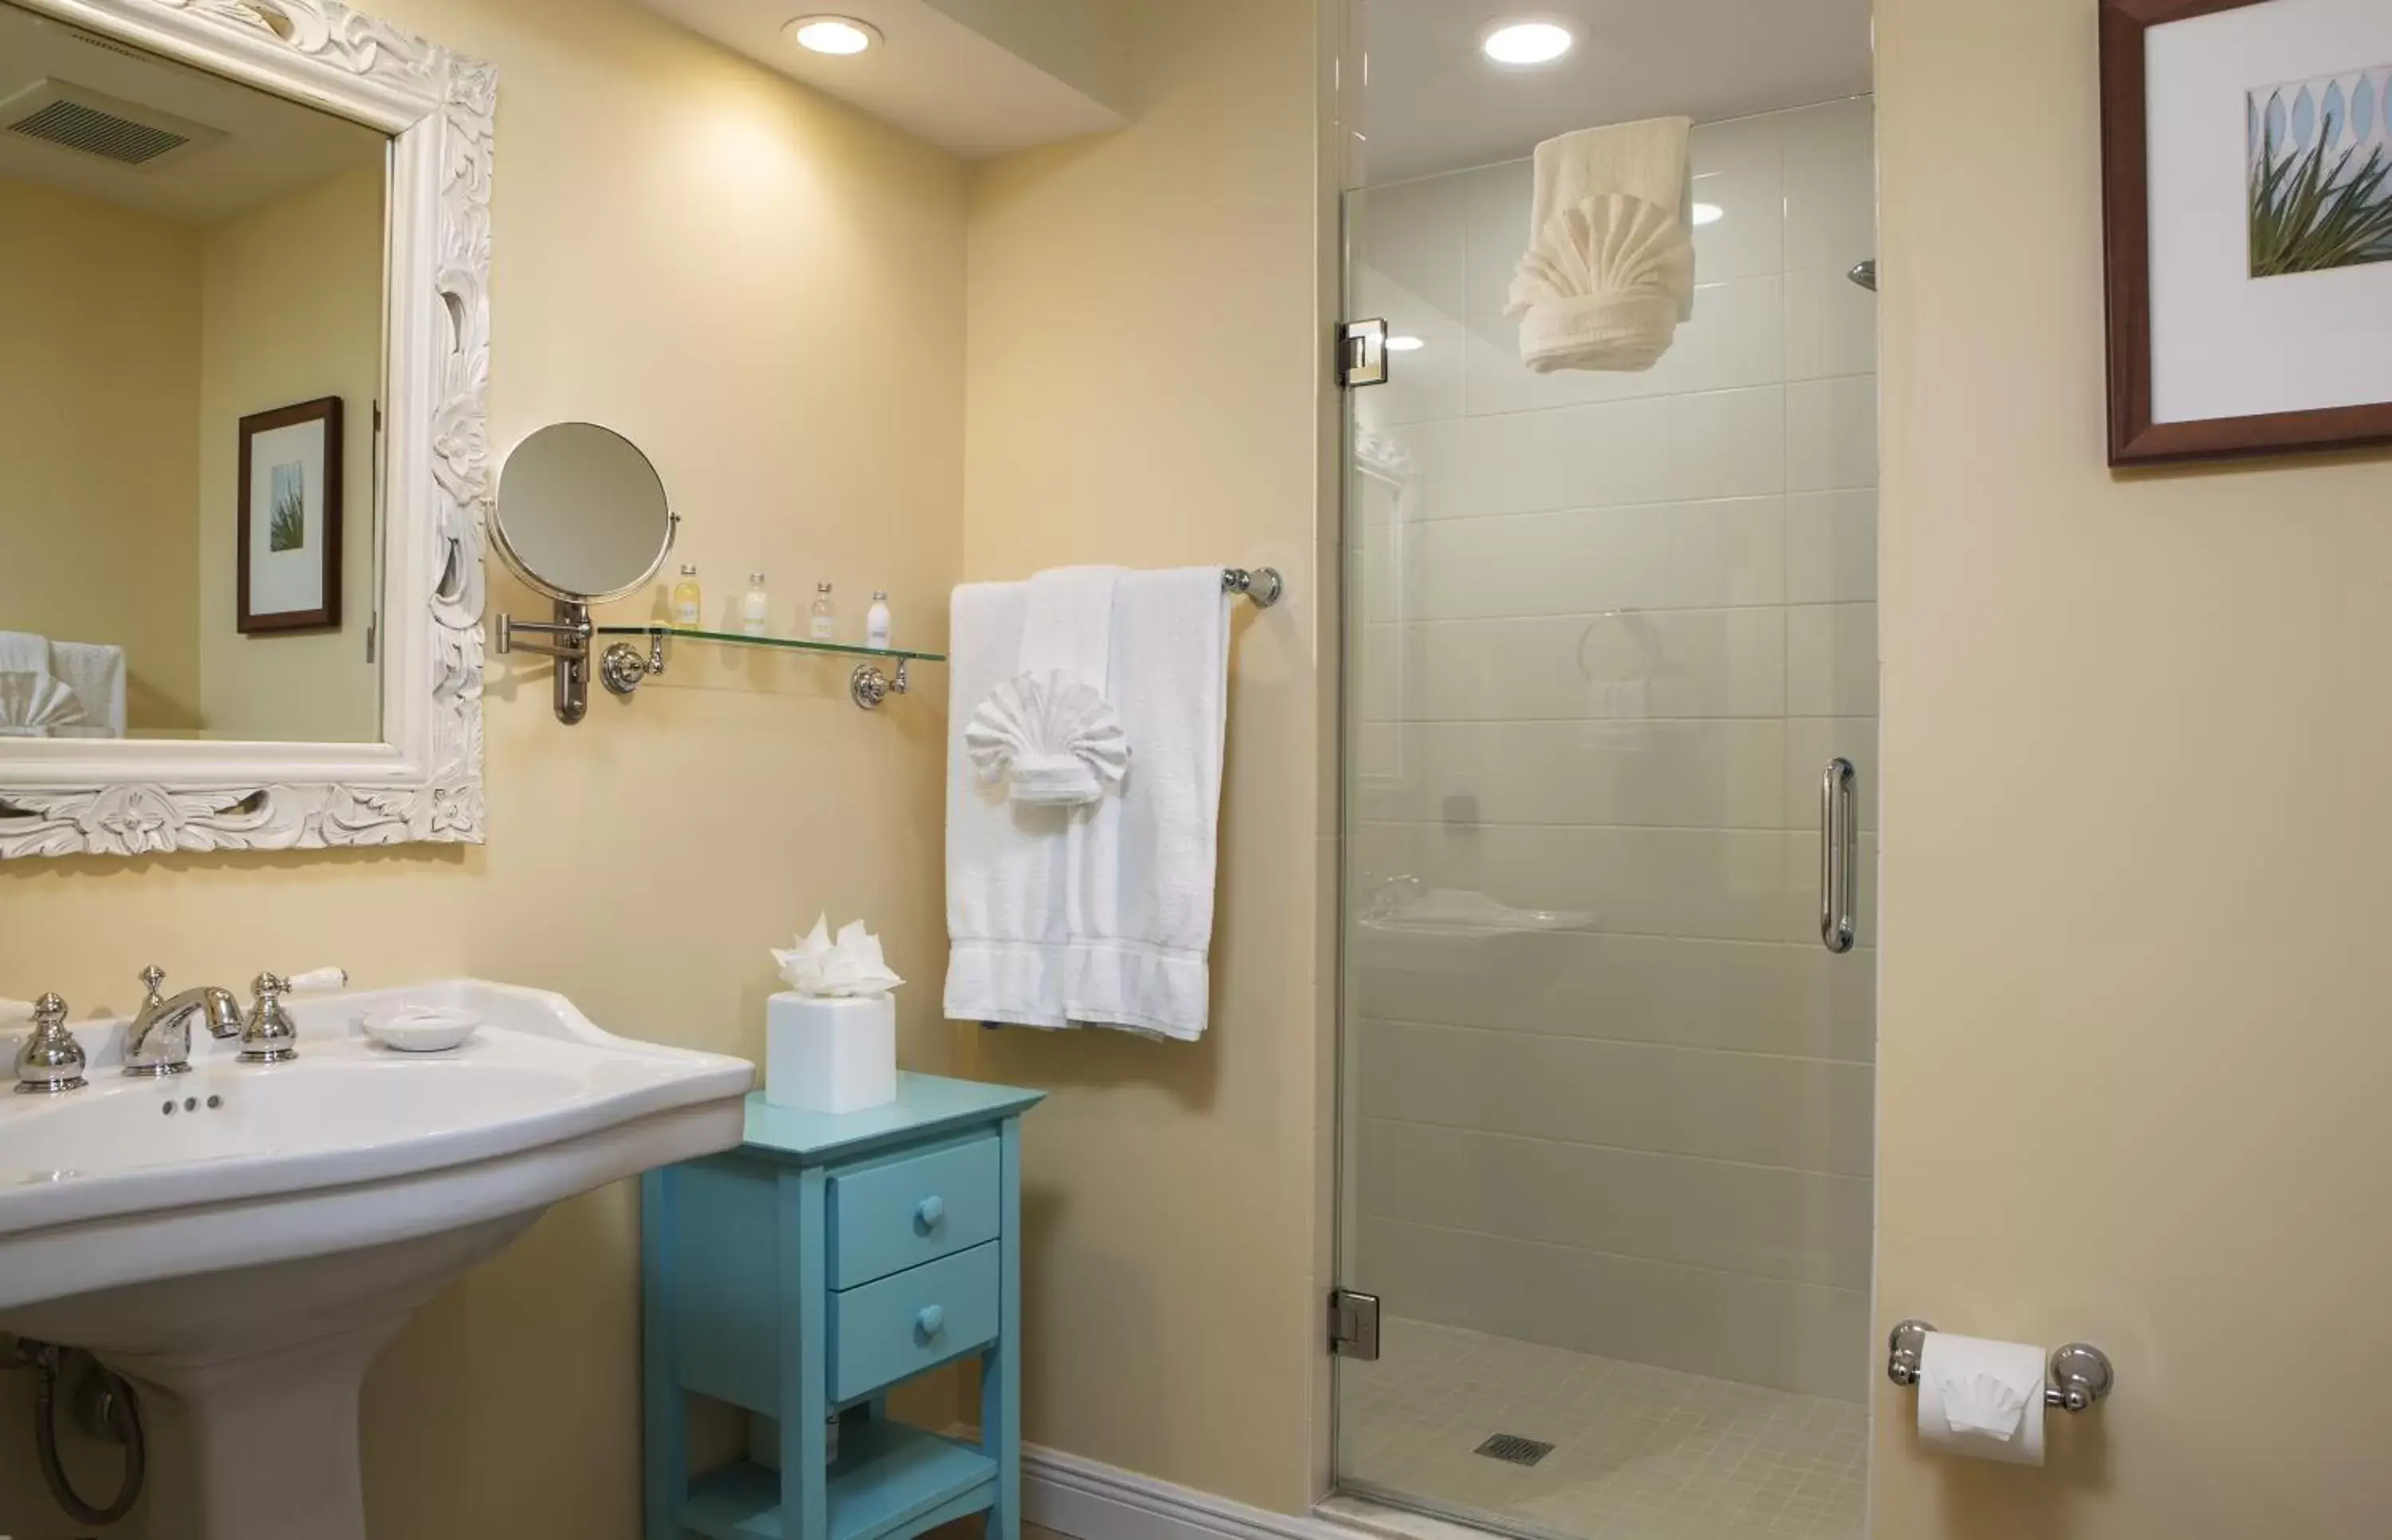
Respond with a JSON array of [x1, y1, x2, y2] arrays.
[[1887, 1319, 2115, 1412]]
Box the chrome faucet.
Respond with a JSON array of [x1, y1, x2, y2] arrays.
[[124, 967, 243, 1076], [124, 966, 344, 1074]]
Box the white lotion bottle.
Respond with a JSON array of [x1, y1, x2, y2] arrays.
[[742, 572, 771, 637], [865, 591, 891, 649]]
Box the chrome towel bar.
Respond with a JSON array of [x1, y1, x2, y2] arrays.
[[1222, 568, 1284, 608]]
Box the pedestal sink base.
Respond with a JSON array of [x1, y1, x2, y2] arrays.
[[124, 1316, 402, 1540], [3, 1212, 537, 1540]]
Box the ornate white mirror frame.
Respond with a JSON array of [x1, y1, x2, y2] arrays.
[[0, 0, 491, 858]]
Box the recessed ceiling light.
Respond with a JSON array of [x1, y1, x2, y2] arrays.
[[1386, 335, 1426, 352], [787, 15, 879, 55], [1481, 18, 1575, 66], [1691, 202, 1724, 226]]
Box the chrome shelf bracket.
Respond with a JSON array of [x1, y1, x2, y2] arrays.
[[850, 658, 910, 711]]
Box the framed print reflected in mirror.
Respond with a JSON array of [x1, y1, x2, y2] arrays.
[[235, 396, 342, 634]]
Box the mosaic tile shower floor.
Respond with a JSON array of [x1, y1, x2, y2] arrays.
[[1339, 1318, 1867, 1540]]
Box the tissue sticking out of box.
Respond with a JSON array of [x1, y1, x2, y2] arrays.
[[773, 915, 903, 999]]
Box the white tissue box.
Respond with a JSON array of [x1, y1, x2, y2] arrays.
[[765, 992, 896, 1114]]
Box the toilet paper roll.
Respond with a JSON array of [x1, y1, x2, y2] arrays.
[[1916, 1332, 2046, 1466]]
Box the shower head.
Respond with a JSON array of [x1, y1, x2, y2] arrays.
[[1847, 260, 1878, 293]]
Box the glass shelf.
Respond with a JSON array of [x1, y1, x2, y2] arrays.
[[592, 624, 946, 664]]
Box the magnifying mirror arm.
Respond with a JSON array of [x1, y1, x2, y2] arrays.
[[495, 600, 597, 726], [494, 604, 592, 662]]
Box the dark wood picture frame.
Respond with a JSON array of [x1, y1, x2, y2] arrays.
[[2103, 0, 2392, 465], [235, 396, 343, 634]]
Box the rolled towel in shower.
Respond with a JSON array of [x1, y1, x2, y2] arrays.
[[1507, 116, 1696, 373]]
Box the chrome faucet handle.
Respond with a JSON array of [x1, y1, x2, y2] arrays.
[[237, 968, 344, 1067], [239, 974, 299, 1065], [139, 964, 166, 1004], [14, 994, 88, 1096]]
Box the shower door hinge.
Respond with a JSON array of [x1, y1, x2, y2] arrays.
[[1328, 1287, 1381, 1360], [1337, 319, 1388, 387]]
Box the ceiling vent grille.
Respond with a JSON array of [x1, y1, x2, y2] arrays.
[[9, 96, 187, 164], [0, 80, 224, 170]]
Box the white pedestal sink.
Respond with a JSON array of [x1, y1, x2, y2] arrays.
[[0, 980, 753, 1540]]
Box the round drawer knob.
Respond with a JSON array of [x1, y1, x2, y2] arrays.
[[915, 1195, 945, 1232], [915, 1305, 946, 1340]]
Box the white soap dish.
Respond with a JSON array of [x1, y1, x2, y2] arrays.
[[362, 1004, 482, 1054]]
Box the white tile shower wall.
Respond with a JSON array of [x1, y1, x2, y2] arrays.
[[1347, 100, 1878, 1402]]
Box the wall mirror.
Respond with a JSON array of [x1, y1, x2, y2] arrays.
[[0, 0, 492, 858], [489, 423, 677, 725]]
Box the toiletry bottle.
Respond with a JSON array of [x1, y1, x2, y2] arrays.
[[742, 573, 771, 637], [866, 591, 891, 649], [671, 565, 702, 628], [810, 583, 836, 641]]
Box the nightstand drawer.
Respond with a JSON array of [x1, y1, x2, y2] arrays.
[[827, 1133, 999, 1287], [828, 1241, 999, 1402]]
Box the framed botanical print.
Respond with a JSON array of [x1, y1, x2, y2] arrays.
[[236, 396, 344, 632], [2103, 0, 2392, 464]]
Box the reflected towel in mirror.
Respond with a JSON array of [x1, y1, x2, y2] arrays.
[[0, 671, 87, 737]]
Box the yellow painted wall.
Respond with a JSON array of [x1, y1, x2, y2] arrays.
[[0, 0, 966, 1531], [1874, 0, 2392, 1534], [0, 179, 203, 733], [958, 0, 1334, 1512], [195, 159, 387, 742]]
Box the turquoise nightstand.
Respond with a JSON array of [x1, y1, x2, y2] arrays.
[[643, 1074, 1045, 1540]]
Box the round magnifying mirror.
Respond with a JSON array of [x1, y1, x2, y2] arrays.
[[491, 422, 675, 602]]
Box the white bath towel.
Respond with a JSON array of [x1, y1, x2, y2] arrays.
[[947, 579, 1074, 1027], [1508, 116, 1696, 373], [1056, 567, 1229, 1039], [0, 633, 46, 676], [0, 671, 86, 737], [946, 567, 1230, 1039], [45, 641, 124, 737], [0, 631, 108, 740], [1019, 566, 1119, 681], [974, 566, 1128, 807]]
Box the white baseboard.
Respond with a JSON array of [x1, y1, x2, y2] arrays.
[[1021, 1444, 1359, 1540]]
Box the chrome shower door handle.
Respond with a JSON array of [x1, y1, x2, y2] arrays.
[[1820, 758, 1857, 954]]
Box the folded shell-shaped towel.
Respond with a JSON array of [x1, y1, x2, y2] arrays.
[[966, 670, 1131, 807], [1509, 192, 1695, 373], [0, 671, 86, 737]]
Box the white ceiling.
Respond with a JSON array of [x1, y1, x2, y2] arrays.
[[633, 0, 1131, 159], [0, 0, 384, 224], [1359, 0, 1873, 183]]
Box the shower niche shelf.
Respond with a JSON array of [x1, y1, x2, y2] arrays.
[[587, 625, 945, 711]]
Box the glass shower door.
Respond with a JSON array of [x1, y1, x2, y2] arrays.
[[1335, 100, 1879, 1540]]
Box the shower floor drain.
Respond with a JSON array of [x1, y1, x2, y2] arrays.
[[1473, 1433, 1554, 1467]]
